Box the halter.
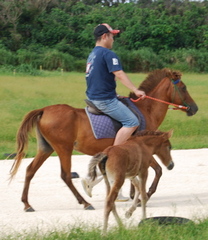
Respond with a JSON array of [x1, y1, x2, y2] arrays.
[[130, 79, 190, 111]]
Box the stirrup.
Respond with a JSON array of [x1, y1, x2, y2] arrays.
[[116, 194, 129, 202]]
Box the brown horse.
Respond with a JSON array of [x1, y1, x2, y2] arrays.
[[88, 130, 174, 233], [10, 68, 198, 212]]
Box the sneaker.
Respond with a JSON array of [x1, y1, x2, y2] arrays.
[[81, 176, 103, 197], [116, 194, 129, 202], [81, 178, 93, 197]]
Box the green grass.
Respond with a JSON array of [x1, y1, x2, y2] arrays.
[[0, 71, 207, 159], [1, 219, 208, 240], [0, 71, 86, 158]]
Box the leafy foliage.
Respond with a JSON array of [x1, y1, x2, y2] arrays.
[[0, 0, 207, 72]]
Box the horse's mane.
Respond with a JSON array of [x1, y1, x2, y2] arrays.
[[132, 130, 165, 138], [129, 68, 182, 99]]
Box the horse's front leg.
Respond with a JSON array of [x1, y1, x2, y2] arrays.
[[130, 157, 162, 205], [147, 157, 162, 199], [139, 170, 149, 219]]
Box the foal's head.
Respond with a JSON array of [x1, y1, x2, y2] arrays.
[[134, 130, 174, 170], [154, 130, 174, 170]]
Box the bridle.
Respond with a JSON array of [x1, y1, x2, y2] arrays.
[[171, 79, 190, 110]]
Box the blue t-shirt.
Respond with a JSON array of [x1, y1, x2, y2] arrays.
[[85, 46, 123, 100]]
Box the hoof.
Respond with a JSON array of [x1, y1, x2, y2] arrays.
[[130, 194, 135, 200], [137, 199, 141, 207], [85, 205, 95, 210], [125, 211, 132, 219], [71, 172, 79, 178], [25, 207, 35, 212]]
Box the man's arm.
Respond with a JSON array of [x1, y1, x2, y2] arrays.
[[113, 70, 146, 98]]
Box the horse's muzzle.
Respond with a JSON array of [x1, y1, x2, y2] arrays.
[[186, 104, 198, 116], [167, 161, 174, 170]]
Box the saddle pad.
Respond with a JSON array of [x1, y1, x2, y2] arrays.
[[85, 98, 146, 139], [85, 108, 122, 139]]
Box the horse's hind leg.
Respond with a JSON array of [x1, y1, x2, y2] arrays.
[[130, 182, 136, 199], [22, 150, 53, 212], [103, 200, 122, 234], [57, 150, 94, 210], [139, 170, 148, 219], [103, 184, 123, 234], [125, 177, 140, 218]]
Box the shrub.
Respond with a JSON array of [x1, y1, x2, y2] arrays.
[[0, 64, 17, 73], [16, 49, 42, 69], [41, 49, 75, 71], [0, 49, 17, 66], [15, 64, 41, 76], [74, 59, 86, 72], [116, 48, 164, 72], [160, 48, 208, 72]]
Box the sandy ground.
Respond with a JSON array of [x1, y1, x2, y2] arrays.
[[0, 148, 208, 236]]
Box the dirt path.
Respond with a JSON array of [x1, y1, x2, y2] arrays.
[[0, 149, 208, 236]]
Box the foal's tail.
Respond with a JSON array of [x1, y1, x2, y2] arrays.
[[10, 109, 44, 179], [88, 152, 108, 181]]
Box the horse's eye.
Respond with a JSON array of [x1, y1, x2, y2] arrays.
[[181, 86, 187, 92]]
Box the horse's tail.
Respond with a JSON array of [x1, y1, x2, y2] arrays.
[[10, 108, 44, 179], [88, 152, 108, 181]]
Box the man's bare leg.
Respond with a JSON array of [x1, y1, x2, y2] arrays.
[[113, 126, 138, 145]]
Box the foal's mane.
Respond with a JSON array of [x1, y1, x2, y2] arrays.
[[132, 130, 165, 139], [129, 68, 182, 98]]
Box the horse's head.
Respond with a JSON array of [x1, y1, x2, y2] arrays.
[[134, 68, 198, 117], [155, 130, 174, 170], [168, 71, 198, 116]]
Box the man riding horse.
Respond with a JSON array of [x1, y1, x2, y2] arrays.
[[83, 23, 146, 201]]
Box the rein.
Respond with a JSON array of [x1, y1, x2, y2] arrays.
[[130, 95, 189, 110], [130, 79, 190, 111]]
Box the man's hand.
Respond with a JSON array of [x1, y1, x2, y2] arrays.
[[134, 89, 146, 99], [113, 70, 146, 99]]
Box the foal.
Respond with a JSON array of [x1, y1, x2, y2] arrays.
[[88, 130, 174, 233]]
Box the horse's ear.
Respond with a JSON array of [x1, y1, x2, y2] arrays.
[[168, 129, 174, 138], [163, 68, 172, 78], [172, 70, 182, 80]]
